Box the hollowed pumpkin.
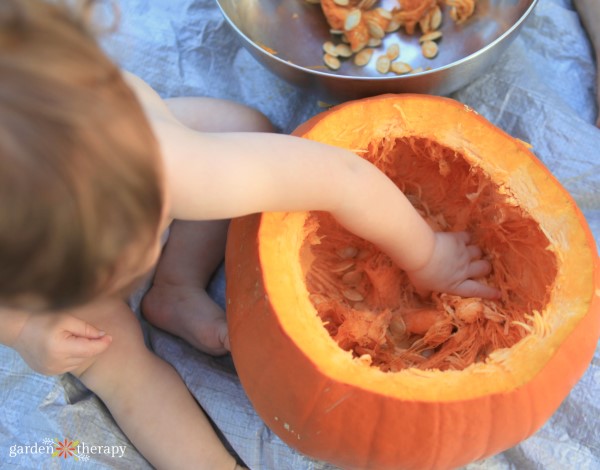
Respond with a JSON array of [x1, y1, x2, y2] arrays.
[[225, 94, 600, 470]]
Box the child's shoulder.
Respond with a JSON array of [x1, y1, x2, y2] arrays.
[[121, 70, 196, 167], [121, 71, 177, 125]]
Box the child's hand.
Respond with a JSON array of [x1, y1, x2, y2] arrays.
[[12, 312, 112, 375], [406, 231, 501, 299]]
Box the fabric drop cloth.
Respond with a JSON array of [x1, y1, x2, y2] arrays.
[[0, 0, 598, 469]]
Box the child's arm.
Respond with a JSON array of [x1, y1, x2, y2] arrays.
[[155, 122, 499, 299], [0, 307, 112, 375], [71, 298, 238, 470]]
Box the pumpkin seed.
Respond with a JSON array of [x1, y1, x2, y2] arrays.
[[375, 8, 392, 20], [450, 6, 459, 22], [344, 9, 361, 31], [322, 41, 338, 56], [386, 43, 400, 60], [337, 246, 358, 259], [421, 349, 434, 358], [335, 43, 353, 58], [367, 37, 382, 47], [419, 11, 432, 34], [342, 270, 362, 285], [419, 31, 442, 43], [323, 53, 341, 70], [421, 40, 438, 59], [391, 61, 412, 74], [342, 289, 364, 302], [430, 6, 442, 30], [389, 316, 407, 337], [333, 0, 348, 5], [330, 259, 355, 272], [367, 19, 385, 39], [385, 20, 401, 33], [353, 48, 373, 66], [375, 55, 390, 74]]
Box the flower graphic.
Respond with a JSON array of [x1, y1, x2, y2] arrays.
[[52, 438, 80, 460]]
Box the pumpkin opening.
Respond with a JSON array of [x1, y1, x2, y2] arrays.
[[302, 136, 559, 372]]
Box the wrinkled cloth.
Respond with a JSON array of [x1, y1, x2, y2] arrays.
[[0, 0, 598, 469]]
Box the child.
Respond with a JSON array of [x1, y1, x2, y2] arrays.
[[0, 0, 498, 469]]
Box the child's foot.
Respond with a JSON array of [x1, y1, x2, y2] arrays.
[[141, 284, 229, 355]]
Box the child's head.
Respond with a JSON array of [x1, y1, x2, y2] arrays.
[[0, 0, 165, 311]]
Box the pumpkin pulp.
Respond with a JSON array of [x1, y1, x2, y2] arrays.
[[302, 135, 558, 372]]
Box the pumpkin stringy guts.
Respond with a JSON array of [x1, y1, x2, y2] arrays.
[[312, 0, 479, 72], [303, 136, 557, 372]]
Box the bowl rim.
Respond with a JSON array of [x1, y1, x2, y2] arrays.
[[216, 0, 539, 81]]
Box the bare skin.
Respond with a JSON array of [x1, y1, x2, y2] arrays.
[[70, 299, 240, 470], [130, 71, 502, 354], [141, 97, 274, 354], [3, 185, 243, 469], [141, 219, 231, 354]]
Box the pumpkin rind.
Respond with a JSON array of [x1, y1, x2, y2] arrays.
[[226, 94, 600, 470]]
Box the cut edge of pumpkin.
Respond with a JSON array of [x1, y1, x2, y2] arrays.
[[259, 211, 597, 402], [257, 94, 599, 402]]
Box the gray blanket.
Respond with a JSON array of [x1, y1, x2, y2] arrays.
[[1, 0, 598, 468]]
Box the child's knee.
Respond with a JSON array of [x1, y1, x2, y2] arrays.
[[69, 301, 148, 383], [244, 106, 275, 133], [164, 96, 275, 133]]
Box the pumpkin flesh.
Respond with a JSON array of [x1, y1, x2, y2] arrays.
[[225, 94, 600, 470], [302, 134, 557, 372]]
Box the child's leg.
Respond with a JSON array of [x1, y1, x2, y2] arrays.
[[71, 298, 239, 470], [142, 97, 274, 354], [164, 96, 274, 133], [142, 219, 231, 355]]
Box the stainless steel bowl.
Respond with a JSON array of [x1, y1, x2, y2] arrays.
[[216, 0, 538, 102]]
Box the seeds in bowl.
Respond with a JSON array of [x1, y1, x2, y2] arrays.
[[316, 0, 478, 73]]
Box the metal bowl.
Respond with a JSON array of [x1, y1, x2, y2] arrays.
[[216, 0, 538, 102]]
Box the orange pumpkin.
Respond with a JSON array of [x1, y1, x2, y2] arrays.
[[225, 94, 600, 470]]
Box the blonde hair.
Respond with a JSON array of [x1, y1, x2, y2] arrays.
[[0, 0, 164, 310]]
